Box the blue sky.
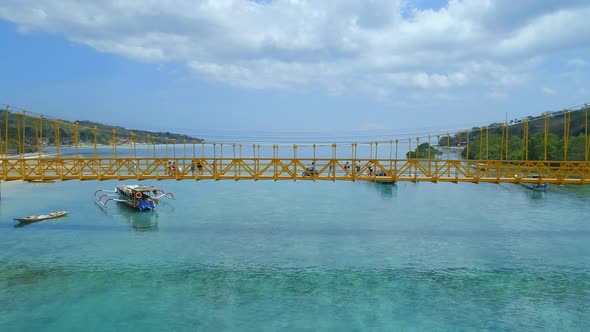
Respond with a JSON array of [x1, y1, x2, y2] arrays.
[[1, 0, 589, 142]]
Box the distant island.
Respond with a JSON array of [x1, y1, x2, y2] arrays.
[[1, 109, 204, 154]]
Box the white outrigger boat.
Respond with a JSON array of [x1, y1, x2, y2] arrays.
[[14, 211, 68, 225], [95, 184, 175, 211]]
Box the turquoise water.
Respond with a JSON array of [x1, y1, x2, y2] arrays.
[[1, 179, 589, 331]]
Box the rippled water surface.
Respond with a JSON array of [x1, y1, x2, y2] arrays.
[[1, 179, 589, 331]]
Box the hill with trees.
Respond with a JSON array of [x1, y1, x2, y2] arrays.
[[407, 143, 443, 158], [1, 108, 203, 154], [437, 104, 589, 161]]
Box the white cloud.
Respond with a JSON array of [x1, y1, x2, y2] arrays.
[[542, 87, 556, 96], [1, 0, 589, 99], [495, 6, 590, 56], [384, 71, 467, 89], [568, 58, 587, 66]]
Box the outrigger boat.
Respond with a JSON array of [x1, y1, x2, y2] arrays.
[[94, 184, 175, 211], [374, 171, 396, 184], [14, 211, 68, 225], [521, 181, 548, 192], [517, 174, 548, 192]]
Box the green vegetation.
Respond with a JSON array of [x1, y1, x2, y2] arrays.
[[437, 106, 590, 161], [406, 143, 443, 158], [0, 110, 203, 154]]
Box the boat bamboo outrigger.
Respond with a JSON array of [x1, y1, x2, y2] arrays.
[[94, 184, 175, 211]]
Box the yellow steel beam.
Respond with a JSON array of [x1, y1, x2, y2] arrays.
[[2, 157, 590, 184]]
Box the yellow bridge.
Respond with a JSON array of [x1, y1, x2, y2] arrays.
[[1, 104, 590, 185]]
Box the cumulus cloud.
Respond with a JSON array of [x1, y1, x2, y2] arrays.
[[384, 71, 467, 89], [1, 0, 589, 99]]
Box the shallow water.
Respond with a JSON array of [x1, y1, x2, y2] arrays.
[[1, 179, 589, 331]]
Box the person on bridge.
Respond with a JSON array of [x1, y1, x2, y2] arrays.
[[167, 161, 173, 175], [344, 161, 350, 176], [305, 162, 316, 176], [196, 160, 203, 175]]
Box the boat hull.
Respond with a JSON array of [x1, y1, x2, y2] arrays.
[[14, 211, 68, 224], [521, 183, 548, 191], [95, 184, 174, 211], [116, 186, 157, 211]]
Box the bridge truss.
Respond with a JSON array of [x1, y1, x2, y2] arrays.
[[1, 157, 589, 184], [1, 103, 590, 184]]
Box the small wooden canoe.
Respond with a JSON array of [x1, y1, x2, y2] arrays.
[[14, 211, 68, 224]]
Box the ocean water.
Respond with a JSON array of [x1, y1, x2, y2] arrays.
[[0, 179, 589, 331]]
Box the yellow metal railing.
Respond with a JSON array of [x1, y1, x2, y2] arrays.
[[2, 102, 590, 184], [1, 157, 589, 184]]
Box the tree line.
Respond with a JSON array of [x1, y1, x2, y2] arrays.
[[1, 110, 203, 154], [437, 106, 589, 161]]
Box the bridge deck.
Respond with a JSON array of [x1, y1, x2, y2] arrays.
[[1, 158, 588, 184]]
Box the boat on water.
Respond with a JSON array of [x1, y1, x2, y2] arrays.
[[521, 182, 548, 191], [94, 184, 175, 211], [374, 171, 396, 184], [14, 211, 68, 224], [518, 174, 548, 192]]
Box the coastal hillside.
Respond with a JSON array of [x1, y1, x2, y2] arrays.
[[438, 104, 589, 161], [1, 108, 203, 153]]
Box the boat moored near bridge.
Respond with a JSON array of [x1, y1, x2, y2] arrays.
[[521, 182, 548, 191], [95, 184, 175, 211], [515, 174, 548, 192], [521, 174, 548, 192], [374, 171, 396, 184]]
